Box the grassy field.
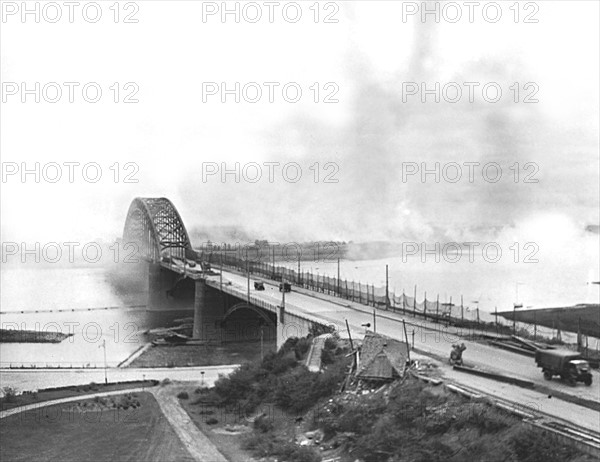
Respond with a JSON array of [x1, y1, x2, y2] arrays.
[[0, 381, 157, 411], [0, 392, 194, 462], [127, 341, 276, 368]]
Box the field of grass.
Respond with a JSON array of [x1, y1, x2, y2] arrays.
[[127, 341, 275, 368], [0, 381, 157, 411], [0, 392, 194, 462]]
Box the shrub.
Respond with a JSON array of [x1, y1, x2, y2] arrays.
[[324, 336, 338, 351], [510, 428, 577, 462], [243, 432, 321, 462], [294, 337, 312, 360], [177, 391, 189, 400], [2, 387, 17, 403], [253, 414, 274, 433], [320, 348, 335, 365]]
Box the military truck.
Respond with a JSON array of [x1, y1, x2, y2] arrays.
[[534, 349, 592, 386]]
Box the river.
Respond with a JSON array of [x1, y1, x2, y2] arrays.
[[2, 246, 599, 369]]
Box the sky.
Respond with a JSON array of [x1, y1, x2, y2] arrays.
[[1, 0, 599, 251]]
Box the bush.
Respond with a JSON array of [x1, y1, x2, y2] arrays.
[[294, 337, 312, 360], [243, 432, 321, 462], [320, 348, 335, 365], [2, 387, 17, 403], [510, 428, 577, 462], [253, 414, 274, 433], [323, 336, 338, 351], [177, 391, 189, 400], [206, 417, 218, 425]]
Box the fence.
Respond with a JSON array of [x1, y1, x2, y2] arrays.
[[206, 252, 509, 333]]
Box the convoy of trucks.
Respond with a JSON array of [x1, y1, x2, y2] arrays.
[[534, 349, 593, 386]]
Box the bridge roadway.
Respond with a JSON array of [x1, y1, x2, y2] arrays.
[[212, 269, 600, 432]]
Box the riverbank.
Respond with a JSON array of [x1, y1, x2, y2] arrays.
[[125, 341, 275, 368], [0, 329, 73, 343]]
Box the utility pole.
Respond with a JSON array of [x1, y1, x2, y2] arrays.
[[220, 250, 223, 292], [246, 248, 250, 304], [337, 258, 341, 297], [461, 295, 464, 322], [100, 339, 108, 385], [402, 319, 411, 363], [345, 319, 355, 371], [373, 309, 376, 333], [413, 285, 417, 312], [385, 264, 389, 310], [297, 255, 301, 286]]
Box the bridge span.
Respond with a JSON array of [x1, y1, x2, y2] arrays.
[[122, 197, 332, 348], [117, 197, 600, 434]]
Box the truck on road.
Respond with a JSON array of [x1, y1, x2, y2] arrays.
[[534, 349, 592, 386]]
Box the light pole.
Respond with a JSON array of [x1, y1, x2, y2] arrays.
[[513, 282, 525, 334], [337, 258, 340, 296], [99, 339, 108, 385], [385, 264, 390, 310], [246, 247, 250, 304]]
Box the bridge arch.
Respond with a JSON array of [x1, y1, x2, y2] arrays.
[[123, 197, 193, 263], [222, 302, 276, 327]]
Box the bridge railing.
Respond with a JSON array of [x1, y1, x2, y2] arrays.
[[203, 252, 559, 341]]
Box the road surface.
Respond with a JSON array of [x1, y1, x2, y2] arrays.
[[221, 270, 600, 431]]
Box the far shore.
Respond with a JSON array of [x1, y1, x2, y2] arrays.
[[0, 329, 73, 344]]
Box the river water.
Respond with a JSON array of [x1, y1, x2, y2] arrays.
[[2, 247, 599, 368], [0, 266, 159, 368]]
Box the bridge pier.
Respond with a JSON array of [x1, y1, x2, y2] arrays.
[[193, 280, 224, 342], [276, 309, 316, 351], [147, 263, 195, 312]]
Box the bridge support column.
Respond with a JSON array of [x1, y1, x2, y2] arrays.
[[276, 310, 316, 351], [193, 280, 223, 342]]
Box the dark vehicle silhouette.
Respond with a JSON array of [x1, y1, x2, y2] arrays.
[[535, 349, 592, 386]]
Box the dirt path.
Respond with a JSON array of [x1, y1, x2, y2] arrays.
[[150, 385, 228, 462]]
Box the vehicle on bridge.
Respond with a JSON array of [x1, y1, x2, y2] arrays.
[[279, 282, 292, 293], [254, 280, 265, 291], [535, 349, 593, 386]]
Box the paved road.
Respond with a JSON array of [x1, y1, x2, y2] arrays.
[[221, 271, 600, 430], [0, 365, 239, 394]]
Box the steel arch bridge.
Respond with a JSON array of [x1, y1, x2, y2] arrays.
[[123, 197, 193, 263]]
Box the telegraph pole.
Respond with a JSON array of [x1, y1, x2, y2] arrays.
[[337, 258, 340, 297], [385, 264, 389, 310], [100, 339, 108, 385], [373, 309, 377, 333], [246, 248, 250, 304], [413, 285, 417, 312]]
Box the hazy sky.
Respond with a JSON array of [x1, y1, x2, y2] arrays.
[[1, 1, 598, 247]]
